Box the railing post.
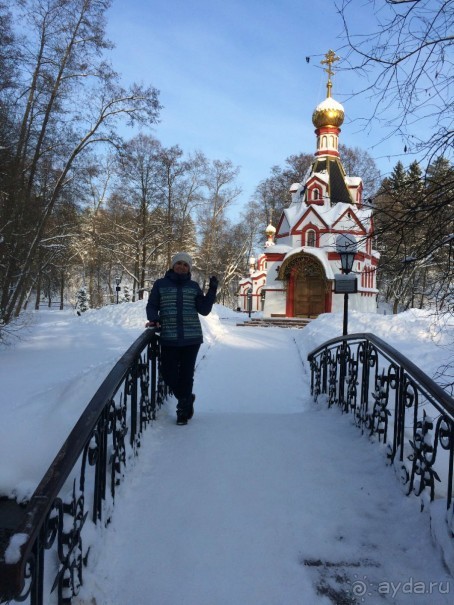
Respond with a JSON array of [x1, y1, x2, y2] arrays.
[[130, 360, 138, 449], [93, 407, 108, 523], [447, 424, 454, 511], [338, 341, 347, 410], [150, 338, 158, 419], [31, 532, 43, 605], [399, 366, 408, 463], [321, 348, 328, 395], [359, 339, 369, 428], [392, 365, 404, 463]]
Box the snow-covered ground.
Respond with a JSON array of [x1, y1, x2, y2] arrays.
[[1, 303, 453, 604]]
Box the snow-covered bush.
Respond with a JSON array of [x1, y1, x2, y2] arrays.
[[75, 287, 90, 314]]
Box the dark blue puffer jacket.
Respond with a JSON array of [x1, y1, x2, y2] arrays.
[[146, 270, 217, 346]]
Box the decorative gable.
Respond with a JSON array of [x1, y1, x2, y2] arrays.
[[305, 175, 327, 206], [346, 176, 363, 207], [332, 207, 367, 234], [276, 213, 291, 237], [292, 206, 328, 234]]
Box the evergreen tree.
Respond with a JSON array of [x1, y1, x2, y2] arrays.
[[388, 161, 407, 192], [374, 162, 412, 312], [374, 157, 453, 313], [122, 285, 131, 303], [75, 287, 90, 314]]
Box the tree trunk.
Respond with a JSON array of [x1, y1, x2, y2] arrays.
[[60, 271, 65, 310], [35, 271, 42, 310], [393, 298, 399, 314]]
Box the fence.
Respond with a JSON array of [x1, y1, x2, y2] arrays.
[[3, 329, 453, 603], [0, 328, 164, 605], [308, 333, 454, 529]]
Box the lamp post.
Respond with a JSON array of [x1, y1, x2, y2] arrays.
[[247, 287, 253, 319], [115, 275, 121, 304], [335, 234, 358, 336]]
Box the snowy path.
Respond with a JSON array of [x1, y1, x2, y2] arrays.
[[79, 323, 453, 605]]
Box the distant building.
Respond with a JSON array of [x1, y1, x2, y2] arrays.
[[238, 51, 379, 317]]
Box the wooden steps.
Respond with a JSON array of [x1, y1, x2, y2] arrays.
[[236, 317, 312, 329]]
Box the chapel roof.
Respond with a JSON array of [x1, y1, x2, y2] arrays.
[[309, 157, 354, 206]]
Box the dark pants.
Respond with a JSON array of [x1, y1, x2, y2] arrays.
[[160, 344, 200, 404]]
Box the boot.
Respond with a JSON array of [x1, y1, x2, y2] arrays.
[[176, 411, 188, 426], [176, 397, 190, 425], [187, 394, 196, 420]]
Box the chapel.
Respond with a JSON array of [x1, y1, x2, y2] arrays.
[[237, 50, 379, 318]]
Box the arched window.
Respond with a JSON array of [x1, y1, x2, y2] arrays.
[[306, 230, 316, 247]]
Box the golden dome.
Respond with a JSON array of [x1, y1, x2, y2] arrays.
[[265, 223, 276, 236], [312, 96, 345, 128], [265, 222, 276, 247]]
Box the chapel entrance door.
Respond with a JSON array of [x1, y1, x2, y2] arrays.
[[293, 270, 325, 317]]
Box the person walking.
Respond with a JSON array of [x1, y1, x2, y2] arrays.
[[145, 252, 218, 425]]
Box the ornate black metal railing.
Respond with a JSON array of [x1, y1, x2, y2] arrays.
[[0, 328, 165, 605], [308, 333, 454, 521]]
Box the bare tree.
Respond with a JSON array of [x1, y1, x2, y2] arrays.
[[112, 135, 164, 298], [197, 159, 241, 289], [216, 222, 254, 307], [338, 0, 453, 162], [151, 144, 199, 268], [252, 153, 314, 230], [339, 144, 382, 201], [0, 0, 161, 326]]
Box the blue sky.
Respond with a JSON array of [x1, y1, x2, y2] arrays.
[[106, 0, 408, 216]]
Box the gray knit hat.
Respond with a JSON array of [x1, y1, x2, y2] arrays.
[[171, 252, 192, 271]]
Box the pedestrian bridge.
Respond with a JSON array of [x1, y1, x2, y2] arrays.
[[0, 325, 453, 605]]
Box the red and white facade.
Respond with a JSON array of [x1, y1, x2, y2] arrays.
[[238, 90, 379, 318]]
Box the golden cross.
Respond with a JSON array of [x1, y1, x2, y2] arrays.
[[321, 49, 340, 97]]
